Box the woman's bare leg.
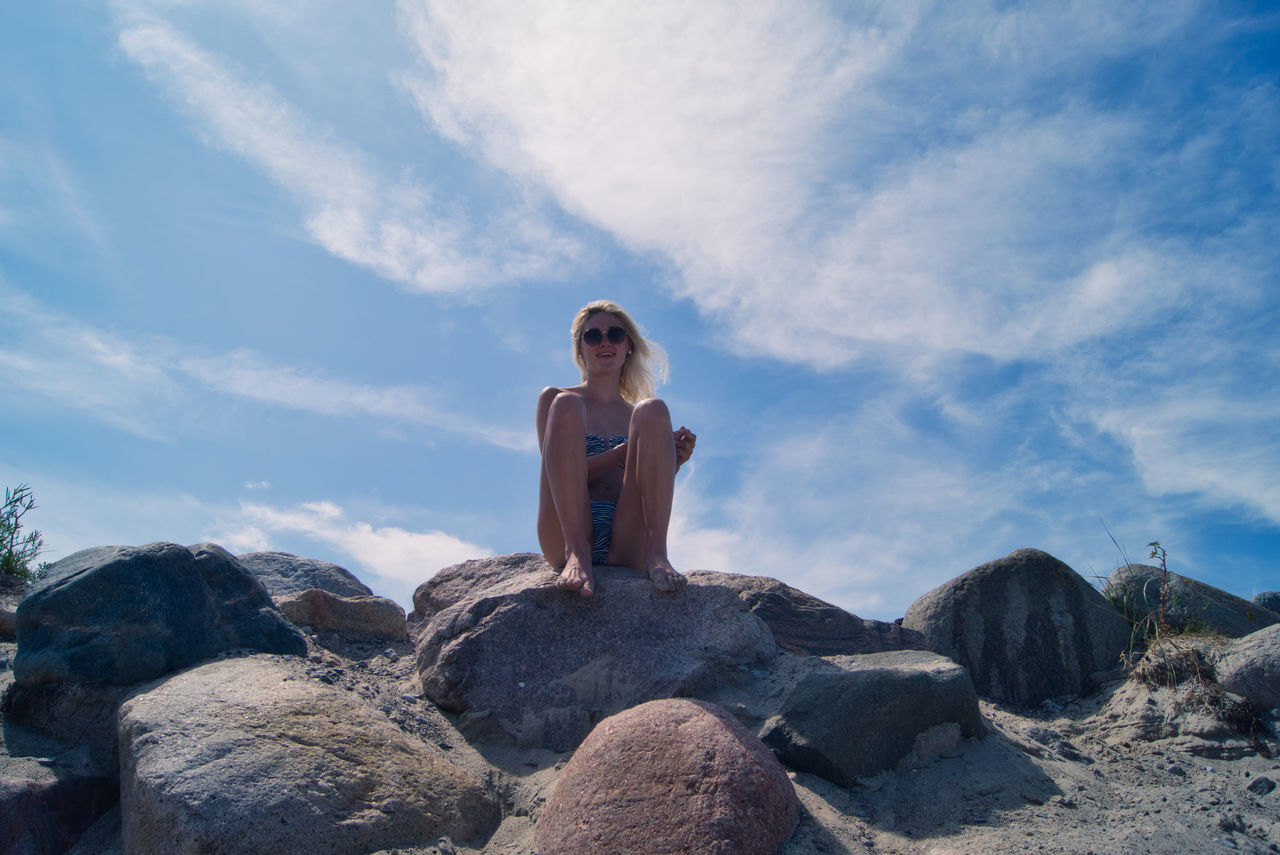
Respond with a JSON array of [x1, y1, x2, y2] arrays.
[[608, 398, 685, 592], [538, 393, 595, 596]]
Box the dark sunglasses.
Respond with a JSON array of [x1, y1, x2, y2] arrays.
[[581, 326, 628, 346]]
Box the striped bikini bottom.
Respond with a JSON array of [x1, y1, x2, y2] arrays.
[[590, 500, 616, 566]]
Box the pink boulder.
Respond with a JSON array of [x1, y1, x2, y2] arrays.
[[534, 698, 799, 855]]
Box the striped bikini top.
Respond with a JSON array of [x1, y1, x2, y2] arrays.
[[585, 433, 627, 456]]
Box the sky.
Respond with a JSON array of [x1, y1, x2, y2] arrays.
[[2, 0, 1278, 621]]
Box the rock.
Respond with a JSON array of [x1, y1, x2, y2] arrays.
[[237, 550, 372, 599], [758, 650, 985, 786], [902, 548, 1131, 706], [1215, 624, 1280, 712], [118, 655, 499, 855], [409, 553, 546, 624], [689, 570, 926, 655], [276, 588, 407, 640], [1247, 776, 1276, 797], [1251, 591, 1280, 615], [534, 698, 799, 855], [0, 722, 117, 855], [415, 566, 777, 752], [1102, 564, 1278, 638], [14, 542, 306, 687]]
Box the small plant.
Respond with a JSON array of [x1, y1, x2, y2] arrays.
[[1148, 540, 1169, 634], [1, 483, 48, 581]]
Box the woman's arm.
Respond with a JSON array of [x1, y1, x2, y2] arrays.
[[586, 441, 627, 477]]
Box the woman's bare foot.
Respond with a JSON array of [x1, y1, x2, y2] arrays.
[[645, 559, 685, 593], [556, 555, 595, 597]]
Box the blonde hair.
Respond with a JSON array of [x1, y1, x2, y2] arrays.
[[571, 300, 668, 403]]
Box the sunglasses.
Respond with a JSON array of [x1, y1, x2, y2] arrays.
[[581, 326, 628, 346]]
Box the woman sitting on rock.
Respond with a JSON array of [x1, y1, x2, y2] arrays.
[[536, 300, 696, 597]]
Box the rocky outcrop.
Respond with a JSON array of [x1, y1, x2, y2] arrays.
[[411, 554, 924, 657], [237, 550, 372, 599], [758, 650, 984, 786], [414, 565, 776, 752], [1253, 591, 1280, 614], [690, 571, 926, 655], [534, 698, 799, 855], [1103, 564, 1278, 638], [118, 655, 499, 855], [276, 588, 407, 640], [1215, 624, 1280, 712], [903, 549, 1130, 707], [13, 542, 306, 687]]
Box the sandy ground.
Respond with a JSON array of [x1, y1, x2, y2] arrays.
[[3, 632, 1278, 855]]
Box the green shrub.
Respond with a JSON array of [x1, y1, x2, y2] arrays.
[[1, 483, 47, 581]]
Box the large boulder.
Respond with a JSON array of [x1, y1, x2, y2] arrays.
[[237, 551, 372, 599], [534, 699, 799, 855], [13, 543, 306, 687], [1214, 624, 1280, 712], [903, 549, 1130, 706], [758, 650, 984, 785], [409, 552, 544, 624], [1253, 591, 1280, 614], [276, 588, 406, 640], [118, 655, 499, 855], [415, 565, 777, 752], [689, 571, 926, 655], [1102, 564, 1278, 638]]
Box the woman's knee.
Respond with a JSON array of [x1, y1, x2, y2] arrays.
[[630, 397, 671, 429]]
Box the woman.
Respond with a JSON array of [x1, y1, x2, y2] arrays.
[[536, 300, 696, 597]]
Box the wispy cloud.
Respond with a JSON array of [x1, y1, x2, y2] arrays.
[[112, 8, 582, 291], [394, 0, 1259, 365], [0, 286, 531, 451]]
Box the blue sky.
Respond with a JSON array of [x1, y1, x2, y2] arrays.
[[3, 1, 1278, 620]]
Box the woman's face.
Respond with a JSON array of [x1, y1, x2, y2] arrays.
[[579, 311, 629, 373]]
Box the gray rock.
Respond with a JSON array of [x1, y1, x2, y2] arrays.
[[0, 722, 116, 855], [534, 698, 799, 855], [1215, 623, 1280, 712], [1247, 776, 1276, 797], [1102, 564, 1278, 638], [903, 548, 1131, 706], [415, 565, 777, 752], [1251, 591, 1280, 615], [276, 588, 407, 640], [237, 550, 372, 599], [118, 655, 499, 855], [689, 570, 926, 655], [759, 650, 984, 785], [13, 542, 306, 687], [409, 552, 546, 625]]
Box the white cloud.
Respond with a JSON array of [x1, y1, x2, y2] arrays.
[[114, 11, 582, 292], [236, 500, 492, 607]]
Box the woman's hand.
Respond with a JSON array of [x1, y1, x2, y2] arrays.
[[674, 426, 697, 469]]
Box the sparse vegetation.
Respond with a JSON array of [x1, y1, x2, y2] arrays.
[[1, 483, 48, 582]]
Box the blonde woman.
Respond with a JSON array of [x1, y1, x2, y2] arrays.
[[536, 300, 696, 596]]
